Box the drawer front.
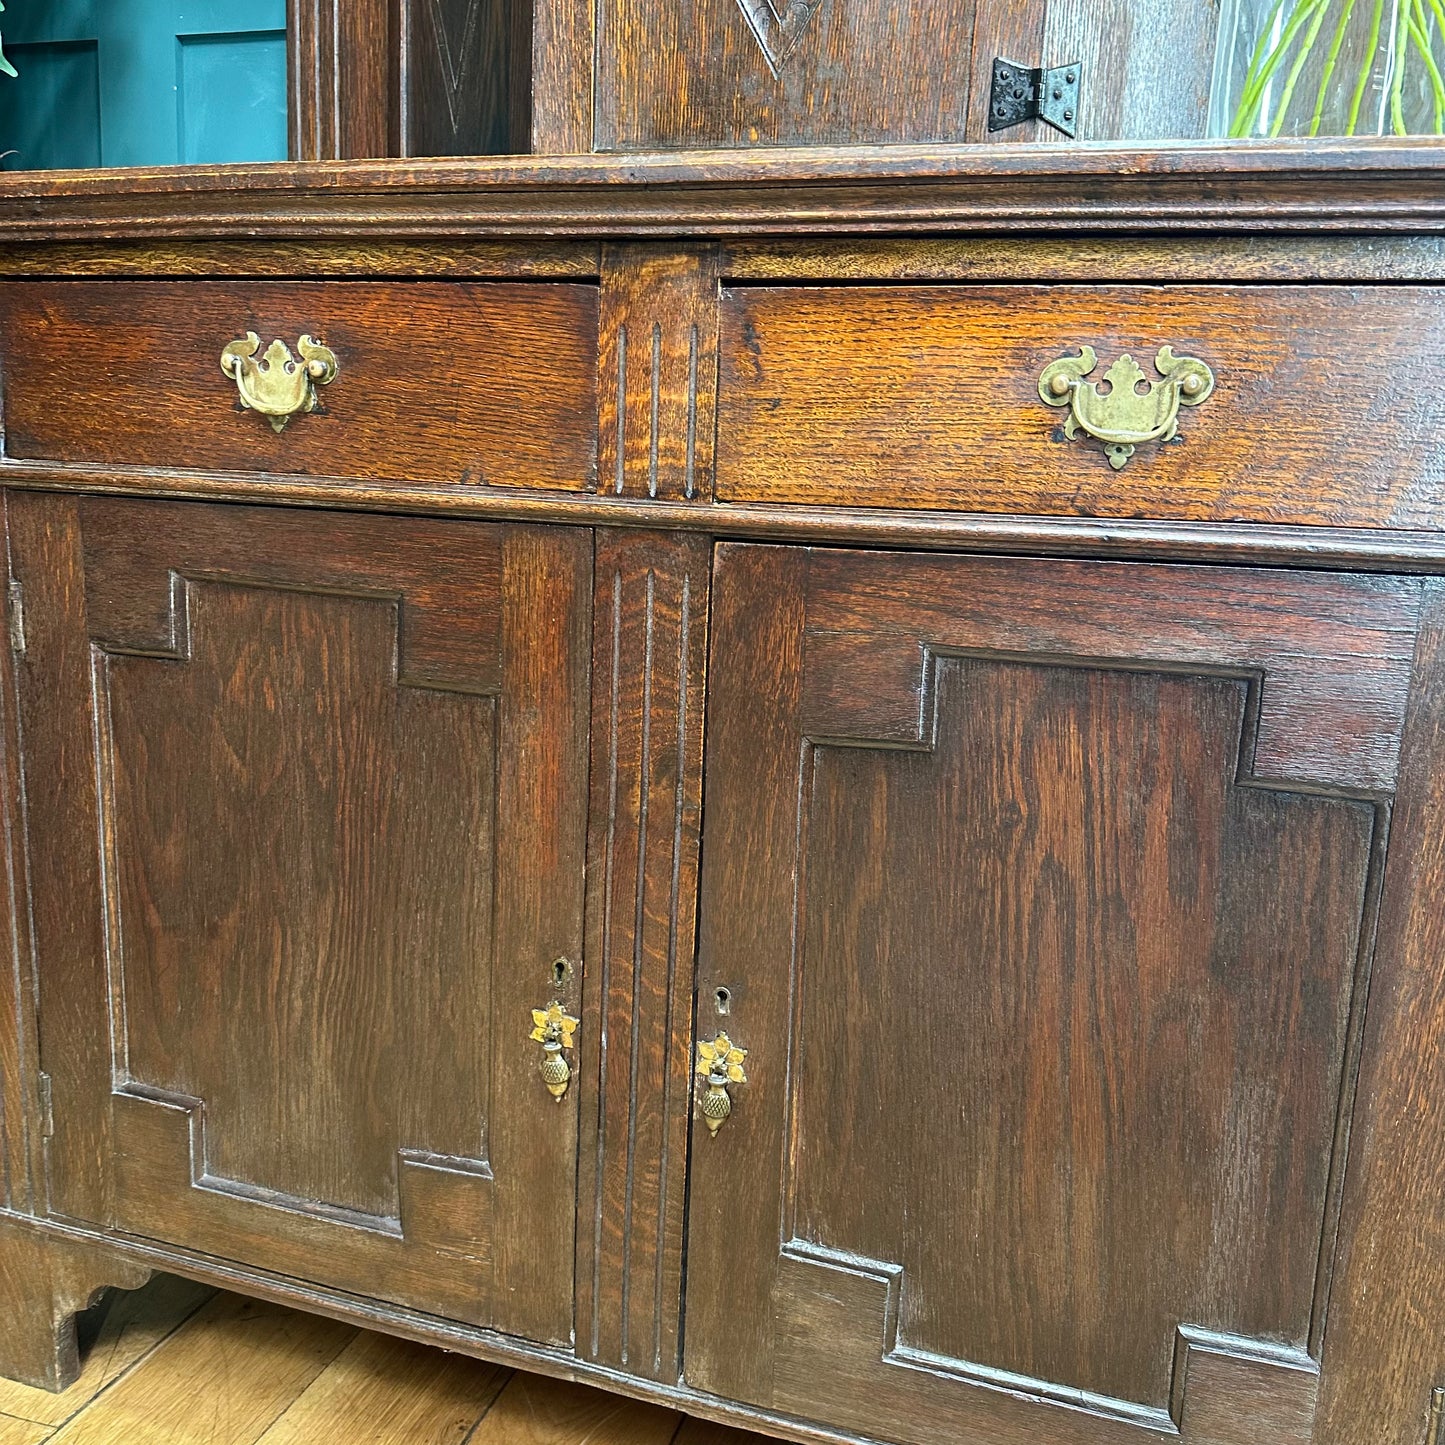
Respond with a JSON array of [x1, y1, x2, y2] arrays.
[[0, 280, 598, 490], [716, 284, 1445, 529]]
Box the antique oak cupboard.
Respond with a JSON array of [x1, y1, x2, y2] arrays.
[[4, 138, 1445, 1445]]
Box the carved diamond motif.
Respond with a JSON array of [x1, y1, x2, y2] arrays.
[[735, 0, 825, 76], [426, 0, 483, 133]]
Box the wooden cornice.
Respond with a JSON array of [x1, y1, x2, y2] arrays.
[[1, 138, 1444, 240]]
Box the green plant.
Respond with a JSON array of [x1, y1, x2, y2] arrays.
[[0, 1, 14, 78], [1229, 0, 1445, 135]]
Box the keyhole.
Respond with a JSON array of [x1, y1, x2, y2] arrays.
[[552, 958, 569, 988], [715, 987, 732, 1015]]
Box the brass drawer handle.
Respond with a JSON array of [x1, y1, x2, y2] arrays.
[[695, 1032, 748, 1137], [220, 332, 338, 433], [530, 1001, 580, 1102], [1038, 345, 1214, 470]]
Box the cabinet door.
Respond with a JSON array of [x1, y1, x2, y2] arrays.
[[9, 494, 590, 1346], [687, 544, 1422, 1445]]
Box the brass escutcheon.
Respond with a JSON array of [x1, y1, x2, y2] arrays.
[[1038, 345, 1214, 470], [695, 1031, 747, 1137], [529, 1001, 580, 1103], [220, 332, 338, 433]]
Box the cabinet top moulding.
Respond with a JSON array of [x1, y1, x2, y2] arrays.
[[2, 140, 1445, 241]]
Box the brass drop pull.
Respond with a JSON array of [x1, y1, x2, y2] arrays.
[[529, 1001, 579, 1103], [695, 1032, 748, 1137], [220, 332, 338, 433], [1038, 345, 1214, 470]]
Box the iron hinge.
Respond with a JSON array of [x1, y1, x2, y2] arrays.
[[988, 58, 1082, 138], [7, 578, 24, 657]]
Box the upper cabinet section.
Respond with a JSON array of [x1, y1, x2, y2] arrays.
[[6, 0, 1445, 165], [588, 0, 1223, 151]]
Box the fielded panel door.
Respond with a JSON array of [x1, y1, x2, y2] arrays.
[[7, 493, 591, 1347], [686, 543, 1421, 1445]]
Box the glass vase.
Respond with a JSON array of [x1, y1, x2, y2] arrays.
[[1209, 0, 1445, 137]]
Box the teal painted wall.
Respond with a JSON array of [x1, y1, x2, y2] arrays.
[[0, 0, 287, 171]]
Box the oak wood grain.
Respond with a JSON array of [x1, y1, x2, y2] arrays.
[[0, 1220, 152, 1394], [467, 1370, 681, 1445], [253, 1329, 509, 1445], [1316, 580, 1445, 1445], [0, 1275, 213, 1428], [599, 245, 721, 502], [718, 283, 1445, 530], [4, 143, 1445, 242], [576, 531, 710, 1382], [687, 542, 1404, 1443], [0, 281, 598, 492], [8, 495, 591, 1341], [43, 1295, 354, 1445]]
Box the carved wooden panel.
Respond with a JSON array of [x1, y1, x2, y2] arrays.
[[575, 530, 709, 1381], [592, 0, 1219, 150], [7, 494, 591, 1344], [400, 0, 531, 156], [599, 245, 721, 503], [688, 544, 1421, 1445]]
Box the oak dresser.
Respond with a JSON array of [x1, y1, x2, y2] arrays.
[[1, 143, 1445, 1445]]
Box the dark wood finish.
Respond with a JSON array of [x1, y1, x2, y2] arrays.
[[963, 2, 1220, 144], [599, 245, 721, 503], [0, 281, 598, 491], [688, 543, 1411, 1444], [0, 1215, 151, 1390], [3, 153, 1445, 1445], [8, 144, 1445, 242], [530, 0, 592, 151], [1316, 579, 1445, 1445], [575, 530, 709, 1382], [0, 502, 37, 1220], [7, 493, 591, 1343], [593, 0, 1218, 151], [717, 283, 1445, 530], [399, 0, 532, 157], [289, 0, 395, 161]]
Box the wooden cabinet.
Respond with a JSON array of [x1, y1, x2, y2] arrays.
[[5, 151, 1445, 1444], [6, 494, 592, 1344], [688, 543, 1413, 1445]]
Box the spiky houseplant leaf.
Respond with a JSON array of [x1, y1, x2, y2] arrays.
[[0, 1, 14, 78]]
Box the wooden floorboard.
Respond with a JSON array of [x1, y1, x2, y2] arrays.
[[0, 1277, 777, 1445]]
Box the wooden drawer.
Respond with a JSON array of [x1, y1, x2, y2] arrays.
[[0, 280, 599, 491], [716, 284, 1445, 529]]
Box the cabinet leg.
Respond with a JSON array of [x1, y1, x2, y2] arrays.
[[0, 1216, 151, 1391]]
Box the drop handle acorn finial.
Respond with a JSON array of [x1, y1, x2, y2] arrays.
[[529, 1001, 580, 1102], [1038, 345, 1214, 470], [220, 332, 338, 433], [695, 1032, 748, 1137]]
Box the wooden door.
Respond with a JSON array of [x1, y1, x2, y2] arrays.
[[0, 0, 287, 171], [687, 543, 1420, 1445], [7, 493, 591, 1346]]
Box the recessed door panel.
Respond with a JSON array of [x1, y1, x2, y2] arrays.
[[687, 544, 1420, 1445], [11, 494, 590, 1346]]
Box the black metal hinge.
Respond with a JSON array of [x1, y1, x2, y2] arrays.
[[988, 58, 1082, 139]]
